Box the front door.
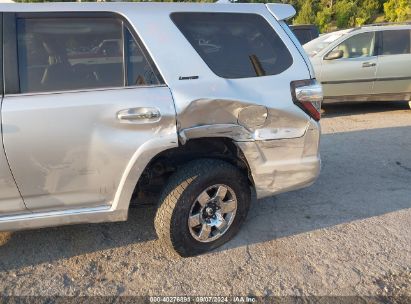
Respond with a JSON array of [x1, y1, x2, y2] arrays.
[[320, 32, 377, 99], [2, 13, 176, 212]]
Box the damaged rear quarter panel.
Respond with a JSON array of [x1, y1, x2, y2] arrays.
[[171, 76, 321, 199], [173, 76, 311, 143]]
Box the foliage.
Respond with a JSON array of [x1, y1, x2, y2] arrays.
[[383, 0, 410, 22], [334, 0, 356, 28], [315, 5, 332, 32], [291, 0, 409, 32], [294, 0, 317, 24], [356, 0, 381, 25]]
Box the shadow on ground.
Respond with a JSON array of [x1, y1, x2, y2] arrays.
[[224, 124, 411, 251], [322, 101, 409, 118], [0, 123, 410, 270]]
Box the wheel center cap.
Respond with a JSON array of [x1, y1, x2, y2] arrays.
[[205, 207, 214, 216]]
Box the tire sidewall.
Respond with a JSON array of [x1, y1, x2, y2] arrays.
[[170, 166, 250, 256]]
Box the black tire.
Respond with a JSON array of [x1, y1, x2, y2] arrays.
[[154, 158, 251, 257]]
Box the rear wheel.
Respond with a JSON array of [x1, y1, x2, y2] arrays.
[[154, 159, 251, 257]]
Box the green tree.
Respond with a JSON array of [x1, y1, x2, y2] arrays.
[[284, 0, 303, 12], [334, 0, 356, 28], [356, 0, 380, 26], [384, 0, 410, 22], [294, 0, 318, 24], [316, 6, 332, 32]]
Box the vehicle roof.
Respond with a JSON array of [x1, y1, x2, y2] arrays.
[[349, 23, 411, 33], [316, 29, 351, 39], [0, 2, 268, 13], [290, 24, 318, 29]]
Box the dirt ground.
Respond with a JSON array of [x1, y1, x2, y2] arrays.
[[0, 101, 410, 300]]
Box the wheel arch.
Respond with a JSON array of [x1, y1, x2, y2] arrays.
[[130, 137, 255, 207]]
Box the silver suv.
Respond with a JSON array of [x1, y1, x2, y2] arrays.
[[305, 24, 411, 103], [0, 3, 322, 256]]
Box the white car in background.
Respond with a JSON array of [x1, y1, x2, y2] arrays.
[[305, 24, 411, 103]]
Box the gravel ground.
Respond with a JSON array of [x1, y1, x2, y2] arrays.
[[0, 101, 410, 299]]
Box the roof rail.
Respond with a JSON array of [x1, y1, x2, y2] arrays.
[[361, 22, 411, 27]]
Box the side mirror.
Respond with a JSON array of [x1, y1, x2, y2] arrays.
[[324, 50, 344, 60]]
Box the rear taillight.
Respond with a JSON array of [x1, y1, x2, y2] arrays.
[[291, 79, 323, 121]]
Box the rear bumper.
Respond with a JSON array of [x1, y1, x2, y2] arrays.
[[236, 120, 321, 199]]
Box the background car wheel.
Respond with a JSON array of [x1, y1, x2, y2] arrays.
[[154, 159, 251, 257]]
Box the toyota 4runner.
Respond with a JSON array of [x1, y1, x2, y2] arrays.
[[0, 2, 322, 256]]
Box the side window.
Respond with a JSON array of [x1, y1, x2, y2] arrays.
[[17, 18, 124, 93], [171, 13, 293, 79], [334, 32, 375, 59], [125, 29, 160, 86], [381, 30, 410, 55], [17, 17, 160, 94]]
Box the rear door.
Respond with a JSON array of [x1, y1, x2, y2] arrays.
[[320, 31, 377, 98], [2, 12, 176, 212], [0, 13, 28, 215], [374, 29, 411, 96]]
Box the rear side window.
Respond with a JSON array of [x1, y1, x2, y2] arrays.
[[171, 13, 293, 79], [381, 30, 411, 55], [17, 17, 160, 93]]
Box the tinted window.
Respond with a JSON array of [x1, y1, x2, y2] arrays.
[[381, 30, 410, 55], [17, 18, 160, 93], [126, 30, 160, 86], [171, 13, 293, 79], [334, 32, 375, 58]]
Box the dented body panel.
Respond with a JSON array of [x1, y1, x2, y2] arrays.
[[237, 120, 320, 198]]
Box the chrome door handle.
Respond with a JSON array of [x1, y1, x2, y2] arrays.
[[117, 107, 161, 123], [362, 62, 376, 68]]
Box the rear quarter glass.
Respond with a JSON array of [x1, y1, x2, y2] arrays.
[[170, 12, 293, 79]]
